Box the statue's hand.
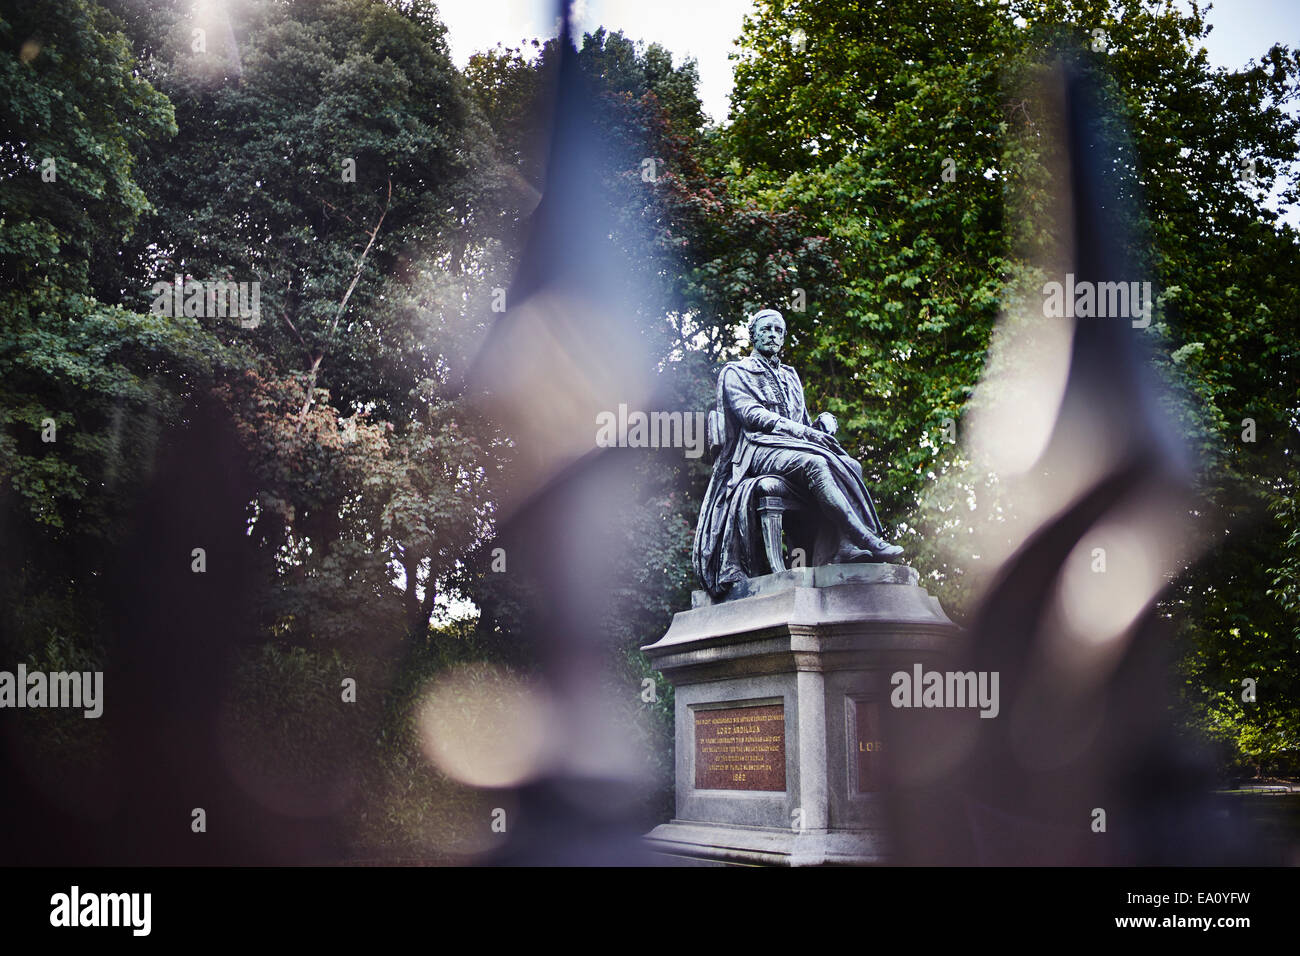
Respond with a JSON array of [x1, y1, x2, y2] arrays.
[[800, 424, 834, 446], [814, 412, 838, 435]]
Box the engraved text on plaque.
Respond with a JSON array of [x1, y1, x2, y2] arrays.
[[694, 703, 786, 791], [855, 699, 884, 792]]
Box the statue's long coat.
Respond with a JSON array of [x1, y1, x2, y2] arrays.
[[692, 353, 884, 597]]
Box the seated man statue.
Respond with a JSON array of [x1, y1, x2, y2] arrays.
[[693, 308, 903, 598]]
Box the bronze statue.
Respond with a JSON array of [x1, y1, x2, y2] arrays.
[[693, 308, 903, 598]]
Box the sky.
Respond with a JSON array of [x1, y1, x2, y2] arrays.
[[435, 0, 1300, 124], [436, 0, 753, 123]]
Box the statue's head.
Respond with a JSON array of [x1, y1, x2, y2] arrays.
[[747, 308, 786, 359]]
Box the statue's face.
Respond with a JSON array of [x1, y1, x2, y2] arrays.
[[753, 316, 786, 358]]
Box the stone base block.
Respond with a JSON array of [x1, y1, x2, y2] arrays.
[[646, 820, 887, 867], [642, 563, 959, 866]]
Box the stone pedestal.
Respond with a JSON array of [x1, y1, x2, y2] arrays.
[[642, 564, 958, 866]]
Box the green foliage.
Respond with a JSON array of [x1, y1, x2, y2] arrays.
[[2, 0, 518, 854], [0, 0, 232, 678], [0, 0, 175, 295], [351, 629, 525, 859], [726, 0, 1019, 548], [224, 642, 373, 793], [92, 0, 517, 653], [4, 0, 1296, 861], [0, 0, 189, 533], [724, 0, 1300, 770]]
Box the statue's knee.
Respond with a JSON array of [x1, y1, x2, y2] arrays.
[[803, 458, 832, 483]]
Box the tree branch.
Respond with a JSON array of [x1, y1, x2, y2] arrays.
[[296, 178, 393, 433]]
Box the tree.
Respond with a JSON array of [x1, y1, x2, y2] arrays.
[[461, 30, 848, 820], [722, 0, 1300, 771], [0, 0, 227, 657], [100, 0, 516, 644]]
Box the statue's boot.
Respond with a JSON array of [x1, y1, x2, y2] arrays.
[[833, 533, 904, 564], [833, 545, 878, 563], [861, 530, 904, 561]]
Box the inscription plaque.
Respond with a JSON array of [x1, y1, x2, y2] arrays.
[[694, 703, 786, 791], [855, 699, 884, 792]]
